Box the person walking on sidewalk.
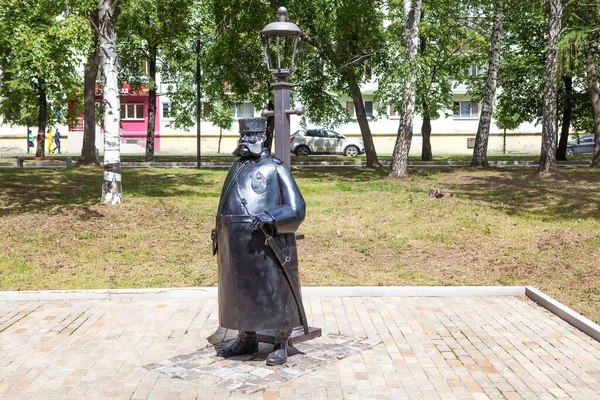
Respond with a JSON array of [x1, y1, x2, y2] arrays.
[[54, 128, 61, 154], [46, 128, 54, 154], [27, 129, 34, 152]]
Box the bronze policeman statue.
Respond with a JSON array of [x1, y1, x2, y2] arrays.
[[212, 117, 307, 365]]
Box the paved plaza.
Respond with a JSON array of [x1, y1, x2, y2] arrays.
[[1, 289, 600, 399]]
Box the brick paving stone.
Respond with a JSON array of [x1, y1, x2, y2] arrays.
[[0, 295, 599, 398]]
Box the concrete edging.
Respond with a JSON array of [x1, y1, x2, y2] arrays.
[[525, 286, 600, 343]]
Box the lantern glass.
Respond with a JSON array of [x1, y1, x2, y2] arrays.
[[260, 7, 303, 79], [261, 34, 302, 76]]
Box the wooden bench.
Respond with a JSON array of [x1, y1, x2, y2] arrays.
[[17, 156, 73, 168]]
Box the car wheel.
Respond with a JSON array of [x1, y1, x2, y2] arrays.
[[295, 146, 310, 156], [566, 148, 574, 156], [344, 145, 359, 157]]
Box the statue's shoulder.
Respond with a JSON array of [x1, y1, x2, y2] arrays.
[[265, 154, 284, 165]]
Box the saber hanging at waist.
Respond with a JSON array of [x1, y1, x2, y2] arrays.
[[259, 225, 309, 335]]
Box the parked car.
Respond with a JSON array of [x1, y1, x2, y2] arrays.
[[290, 129, 365, 156], [566, 134, 595, 156]]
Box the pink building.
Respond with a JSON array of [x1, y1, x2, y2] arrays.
[[69, 83, 161, 153]]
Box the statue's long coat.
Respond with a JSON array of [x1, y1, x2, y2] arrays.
[[214, 149, 305, 331]]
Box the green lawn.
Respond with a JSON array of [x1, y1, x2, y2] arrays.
[[1, 166, 599, 324], [0, 153, 594, 163]]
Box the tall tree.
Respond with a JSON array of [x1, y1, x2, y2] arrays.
[[378, 1, 484, 162], [491, 2, 592, 161], [582, 1, 600, 167], [471, 0, 504, 167], [77, 8, 102, 167], [536, 0, 563, 176], [553, 1, 600, 161], [202, 0, 386, 168], [287, 0, 387, 168], [117, 0, 193, 162], [389, 0, 422, 178], [97, 0, 124, 204], [0, 0, 89, 157], [588, 37, 600, 166]]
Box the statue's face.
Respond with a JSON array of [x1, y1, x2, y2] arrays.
[[238, 133, 266, 157]]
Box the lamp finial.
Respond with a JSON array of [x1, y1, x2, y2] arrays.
[[278, 6, 287, 22]]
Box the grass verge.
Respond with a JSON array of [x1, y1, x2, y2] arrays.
[[1, 166, 599, 324]]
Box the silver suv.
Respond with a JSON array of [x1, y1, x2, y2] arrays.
[[290, 129, 365, 157]]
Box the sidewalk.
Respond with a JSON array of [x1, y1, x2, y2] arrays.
[[1, 288, 599, 399]]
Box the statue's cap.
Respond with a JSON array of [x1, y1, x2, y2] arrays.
[[238, 117, 266, 135]]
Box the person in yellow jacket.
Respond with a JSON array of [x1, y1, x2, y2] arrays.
[[46, 128, 54, 154]]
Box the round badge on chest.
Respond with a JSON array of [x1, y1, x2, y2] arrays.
[[251, 172, 267, 194]]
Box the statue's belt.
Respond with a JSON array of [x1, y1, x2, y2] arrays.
[[218, 215, 253, 223]]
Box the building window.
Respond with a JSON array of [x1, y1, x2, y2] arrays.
[[463, 65, 486, 77], [389, 104, 399, 117], [232, 102, 254, 118], [365, 66, 372, 80], [346, 101, 355, 118], [346, 101, 374, 118], [364, 101, 373, 118], [120, 103, 144, 120], [203, 103, 211, 118], [162, 103, 171, 119], [453, 101, 479, 118]]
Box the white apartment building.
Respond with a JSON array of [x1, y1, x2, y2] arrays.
[[0, 68, 543, 156]]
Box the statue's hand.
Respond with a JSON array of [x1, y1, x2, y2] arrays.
[[211, 228, 217, 256], [250, 213, 274, 231]]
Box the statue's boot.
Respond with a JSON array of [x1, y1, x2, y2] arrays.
[[266, 329, 291, 365], [216, 331, 258, 357]]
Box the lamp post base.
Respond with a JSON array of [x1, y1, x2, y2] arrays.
[[257, 326, 322, 346]]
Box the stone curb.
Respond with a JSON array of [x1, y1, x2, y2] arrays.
[[525, 286, 600, 343]]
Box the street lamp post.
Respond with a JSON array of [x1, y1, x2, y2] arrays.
[[260, 7, 304, 167], [195, 39, 205, 169]]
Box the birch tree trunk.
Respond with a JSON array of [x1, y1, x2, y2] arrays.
[[35, 78, 47, 157], [389, 0, 422, 178], [77, 10, 101, 167], [587, 38, 600, 167], [98, 0, 123, 204], [349, 79, 381, 168], [536, 0, 562, 176], [145, 44, 158, 162], [471, 0, 504, 167]]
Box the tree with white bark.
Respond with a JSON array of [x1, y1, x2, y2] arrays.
[[470, 0, 504, 167], [536, 0, 563, 176], [96, 0, 124, 204], [388, 0, 422, 178]]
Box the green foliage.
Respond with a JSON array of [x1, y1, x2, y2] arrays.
[[377, 0, 486, 121], [0, 0, 91, 127], [291, 0, 387, 127], [200, 0, 387, 129], [116, 0, 193, 91], [209, 104, 234, 131], [494, 0, 597, 133]]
